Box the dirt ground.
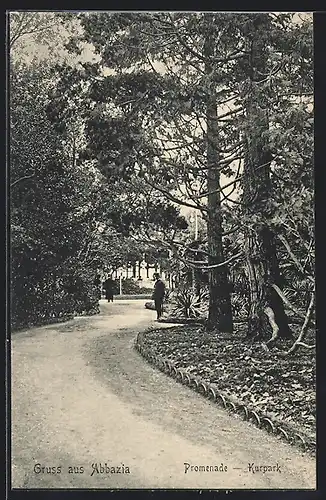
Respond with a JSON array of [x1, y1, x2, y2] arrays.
[[11, 300, 316, 489]]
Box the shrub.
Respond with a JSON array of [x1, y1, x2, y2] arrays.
[[11, 265, 100, 330], [168, 285, 209, 319], [230, 271, 250, 320], [117, 278, 153, 295]]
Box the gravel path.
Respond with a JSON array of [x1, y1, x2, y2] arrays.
[[11, 300, 316, 489]]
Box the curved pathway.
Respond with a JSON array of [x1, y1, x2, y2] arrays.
[[11, 300, 316, 489]]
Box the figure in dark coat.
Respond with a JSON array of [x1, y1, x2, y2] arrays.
[[152, 273, 166, 320], [103, 277, 114, 302]]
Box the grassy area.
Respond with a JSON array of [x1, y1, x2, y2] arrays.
[[109, 294, 152, 300]]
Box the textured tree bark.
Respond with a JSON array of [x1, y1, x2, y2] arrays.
[[242, 16, 292, 340], [244, 227, 292, 339], [204, 21, 233, 333]]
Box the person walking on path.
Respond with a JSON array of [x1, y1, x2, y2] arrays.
[[152, 273, 166, 320], [103, 277, 115, 303]]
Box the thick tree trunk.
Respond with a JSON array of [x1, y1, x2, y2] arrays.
[[207, 184, 233, 333], [244, 228, 292, 339], [205, 22, 233, 333], [242, 16, 292, 340]]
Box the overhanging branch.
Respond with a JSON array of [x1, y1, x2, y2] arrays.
[[10, 172, 35, 188]]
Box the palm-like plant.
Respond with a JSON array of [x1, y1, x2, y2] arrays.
[[169, 285, 209, 319]]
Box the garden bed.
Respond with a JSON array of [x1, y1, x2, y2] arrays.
[[11, 313, 75, 332], [138, 323, 315, 448]]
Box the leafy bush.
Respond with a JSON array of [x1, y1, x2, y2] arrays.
[[11, 266, 100, 330], [230, 269, 250, 320], [231, 292, 249, 320], [118, 278, 153, 295], [138, 286, 154, 294]]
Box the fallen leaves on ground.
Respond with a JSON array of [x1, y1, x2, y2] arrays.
[[142, 324, 315, 436]]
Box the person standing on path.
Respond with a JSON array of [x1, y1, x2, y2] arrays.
[[152, 273, 166, 320]]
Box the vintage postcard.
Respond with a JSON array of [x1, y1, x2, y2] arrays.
[[8, 10, 316, 491]]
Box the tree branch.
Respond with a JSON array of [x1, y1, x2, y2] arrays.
[[143, 174, 209, 212], [187, 251, 243, 269], [281, 292, 315, 355], [278, 234, 314, 284], [264, 306, 280, 344], [10, 172, 35, 188], [194, 157, 274, 200], [271, 284, 306, 320]]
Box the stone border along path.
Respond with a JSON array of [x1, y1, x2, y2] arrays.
[[135, 329, 316, 457]]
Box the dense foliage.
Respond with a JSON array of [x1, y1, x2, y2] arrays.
[[10, 12, 314, 353], [10, 29, 187, 329], [59, 11, 314, 346], [10, 60, 101, 327]]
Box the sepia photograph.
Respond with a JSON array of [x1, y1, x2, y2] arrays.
[[8, 10, 316, 490]]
